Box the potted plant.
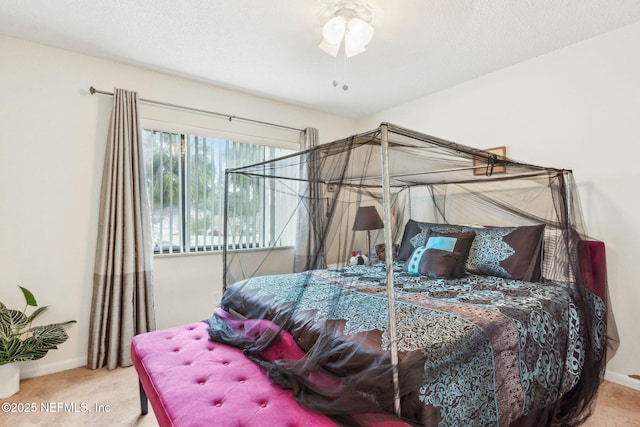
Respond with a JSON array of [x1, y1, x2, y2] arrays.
[[0, 285, 76, 398]]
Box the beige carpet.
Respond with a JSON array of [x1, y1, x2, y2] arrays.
[[1, 366, 156, 427], [584, 379, 640, 427], [1, 365, 639, 426]]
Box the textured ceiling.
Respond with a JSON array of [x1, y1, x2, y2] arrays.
[[2, 0, 640, 118]]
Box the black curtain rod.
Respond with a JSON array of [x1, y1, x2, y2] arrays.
[[89, 86, 304, 133]]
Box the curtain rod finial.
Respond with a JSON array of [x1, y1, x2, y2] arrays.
[[90, 86, 96, 95]]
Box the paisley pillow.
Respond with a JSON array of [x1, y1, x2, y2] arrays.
[[462, 224, 545, 281]]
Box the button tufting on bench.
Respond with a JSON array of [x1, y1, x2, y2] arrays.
[[131, 321, 410, 427], [254, 398, 269, 407]]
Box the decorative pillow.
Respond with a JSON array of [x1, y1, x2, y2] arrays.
[[404, 245, 429, 274], [397, 220, 422, 261], [418, 249, 458, 279], [397, 220, 466, 261], [462, 224, 545, 281], [403, 231, 476, 278], [409, 225, 470, 248], [422, 231, 476, 278]]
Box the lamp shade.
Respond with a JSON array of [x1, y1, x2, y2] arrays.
[[352, 206, 383, 231]]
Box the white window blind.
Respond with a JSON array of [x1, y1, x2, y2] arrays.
[[142, 129, 296, 254]]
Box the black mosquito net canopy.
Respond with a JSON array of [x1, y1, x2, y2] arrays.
[[209, 123, 613, 426]]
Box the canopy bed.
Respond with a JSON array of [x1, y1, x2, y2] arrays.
[[133, 123, 612, 426]]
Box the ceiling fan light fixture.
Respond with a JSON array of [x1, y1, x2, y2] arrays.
[[322, 15, 347, 45], [319, 38, 341, 56], [344, 36, 366, 58], [347, 17, 374, 46], [319, 1, 375, 58], [344, 17, 373, 57]]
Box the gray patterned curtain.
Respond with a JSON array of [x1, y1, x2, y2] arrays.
[[88, 88, 155, 370], [293, 127, 326, 272]]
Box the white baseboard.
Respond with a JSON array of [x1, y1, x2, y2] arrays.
[[605, 370, 640, 391], [19, 356, 87, 379]]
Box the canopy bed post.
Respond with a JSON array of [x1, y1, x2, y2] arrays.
[[564, 170, 574, 231], [380, 123, 402, 417], [222, 170, 229, 290]]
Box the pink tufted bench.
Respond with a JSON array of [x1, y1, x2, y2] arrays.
[[131, 322, 410, 427]]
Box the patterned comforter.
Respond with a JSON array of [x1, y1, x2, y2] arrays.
[[221, 262, 606, 426]]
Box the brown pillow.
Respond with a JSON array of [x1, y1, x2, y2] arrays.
[[463, 224, 545, 281], [397, 220, 466, 261], [419, 249, 459, 279], [422, 231, 476, 278], [404, 231, 476, 279], [397, 220, 422, 261]]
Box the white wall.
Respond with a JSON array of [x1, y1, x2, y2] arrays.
[[359, 22, 640, 390], [0, 34, 355, 378]]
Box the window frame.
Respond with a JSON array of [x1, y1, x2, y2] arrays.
[[141, 124, 299, 255]]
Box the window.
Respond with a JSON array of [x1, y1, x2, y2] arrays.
[[142, 129, 296, 254]]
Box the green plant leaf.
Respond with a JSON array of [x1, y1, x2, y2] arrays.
[[0, 337, 23, 363], [12, 336, 47, 362], [19, 286, 38, 307], [29, 323, 73, 346], [1, 287, 76, 364], [0, 308, 28, 339], [26, 306, 49, 324], [0, 303, 10, 339]]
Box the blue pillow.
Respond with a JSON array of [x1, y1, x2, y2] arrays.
[[425, 236, 457, 252], [405, 246, 428, 274], [397, 220, 466, 261]]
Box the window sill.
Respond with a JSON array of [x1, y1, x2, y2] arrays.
[[153, 245, 294, 259]]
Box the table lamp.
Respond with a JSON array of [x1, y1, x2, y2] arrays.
[[352, 205, 384, 259]]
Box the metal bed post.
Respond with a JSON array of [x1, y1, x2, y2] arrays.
[[380, 123, 401, 417]]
